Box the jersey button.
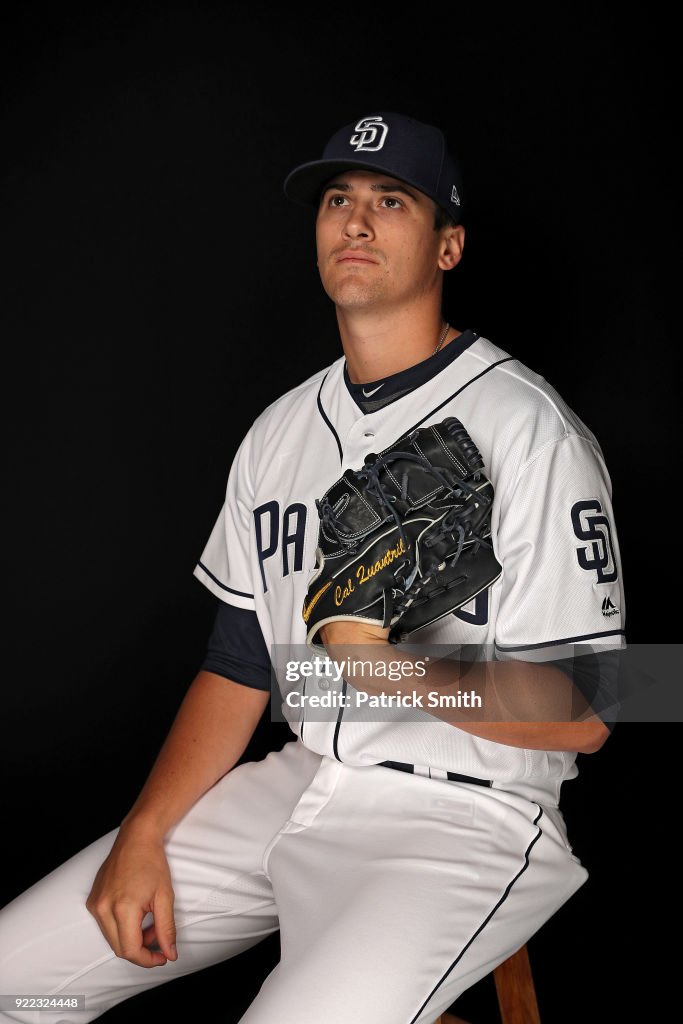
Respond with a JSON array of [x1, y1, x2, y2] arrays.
[[363, 430, 375, 438]]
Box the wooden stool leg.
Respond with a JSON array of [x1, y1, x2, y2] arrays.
[[493, 944, 541, 1024]]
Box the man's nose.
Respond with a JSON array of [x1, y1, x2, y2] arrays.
[[342, 204, 375, 240]]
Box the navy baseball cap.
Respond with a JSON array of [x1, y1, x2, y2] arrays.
[[283, 111, 464, 222]]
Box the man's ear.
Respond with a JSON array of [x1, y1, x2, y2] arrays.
[[438, 225, 465, 271]]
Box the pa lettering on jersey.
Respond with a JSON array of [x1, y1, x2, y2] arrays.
[[254, 500, 308, 592]]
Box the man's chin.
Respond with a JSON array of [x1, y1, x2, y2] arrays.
[[322, 280, 386, 309]]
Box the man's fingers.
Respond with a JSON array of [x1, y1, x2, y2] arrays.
[[151, 889, 178, 961], [141, 921, 159, 948], [142, 919, 177, 961], [114, 902, 169, 968]]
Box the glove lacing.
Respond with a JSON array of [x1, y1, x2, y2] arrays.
[[316, 448, 492, 568]]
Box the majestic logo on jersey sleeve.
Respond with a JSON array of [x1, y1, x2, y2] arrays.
[[350, 116, 389, 152], [571, 499, 618, 584]]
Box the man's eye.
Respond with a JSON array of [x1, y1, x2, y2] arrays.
[[329, 194, 349, 207], [381, 196, 403, 209]]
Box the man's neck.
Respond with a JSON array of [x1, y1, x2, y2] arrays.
[[338, 308, 460, 384]]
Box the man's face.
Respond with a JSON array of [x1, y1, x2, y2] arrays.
[[315, 170, 460, 312]]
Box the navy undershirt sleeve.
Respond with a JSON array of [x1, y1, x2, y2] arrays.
[[200, 601, 272, 692], [551, 649, 622, 732]]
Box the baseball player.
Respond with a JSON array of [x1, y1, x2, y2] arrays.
[[0, 111, 624, 1024]]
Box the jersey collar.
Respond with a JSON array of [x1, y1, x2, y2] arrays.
[[343, 329, 479, 413]]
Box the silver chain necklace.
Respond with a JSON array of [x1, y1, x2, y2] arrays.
[[433, 321, 450, 356]]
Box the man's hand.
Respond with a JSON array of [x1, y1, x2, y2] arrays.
[[85, 821, 178, 969]]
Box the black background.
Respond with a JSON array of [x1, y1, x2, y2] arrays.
[[1, 3, 675, 1021]]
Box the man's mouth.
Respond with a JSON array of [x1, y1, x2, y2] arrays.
[[335, 250, 379, 264]]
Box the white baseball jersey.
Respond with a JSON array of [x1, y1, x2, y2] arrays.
[[194, 332, 625, 807]]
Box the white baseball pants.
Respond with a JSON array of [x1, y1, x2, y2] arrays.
[[0, 737, 587, 1023]]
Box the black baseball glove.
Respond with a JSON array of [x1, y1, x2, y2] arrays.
[[302, 417, 502, 650]]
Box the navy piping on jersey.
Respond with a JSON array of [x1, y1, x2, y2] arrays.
[[404, 356, 515, 437], [408, 806, 545, 1024], [299, 677, 307, 743], [316, 372, 343, 463], [495, 629, 625, 651], [332, 680, 348, 761], [197, 562, 254, 599]]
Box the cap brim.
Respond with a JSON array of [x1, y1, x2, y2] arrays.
[[283, 157, 420, 208]]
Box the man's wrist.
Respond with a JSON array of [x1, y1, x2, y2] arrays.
[[319, 621, 390, 647], [118, 809, 169, 843]]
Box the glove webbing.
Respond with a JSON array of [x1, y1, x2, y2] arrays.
[[319, 447, 487, 548]]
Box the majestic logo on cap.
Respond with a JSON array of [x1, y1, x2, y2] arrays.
[[350, 116, 388, 153], [450, 185, 461, 206]]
